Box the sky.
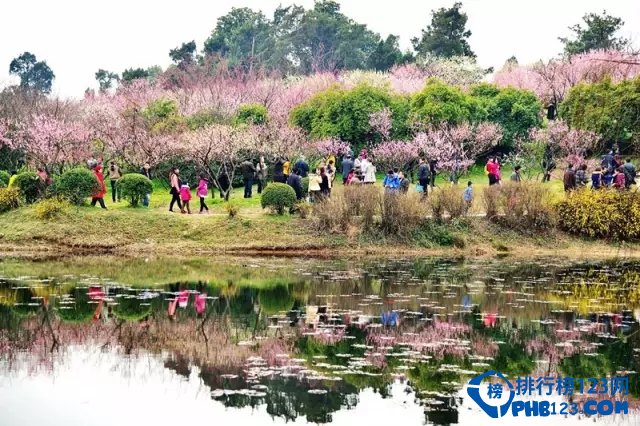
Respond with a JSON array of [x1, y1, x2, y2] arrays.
[[0, 0, 638, 98]]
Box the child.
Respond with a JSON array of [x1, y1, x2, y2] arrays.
[[179, 182, 192, 214], [197, 175, 209, 214], [591, 167, 602, 189], [463, 181, 473, 211], [613, 167, 626, 190]]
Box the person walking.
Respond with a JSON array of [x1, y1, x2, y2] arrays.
[[429, 159, 438, 189], [169, 168, 182, 212], [319, 167, 330, 199], [240, 159, 256, 198], [308, 169, 322, 203], [341, 154, 354, 185], [108, 161, 122, 203], [91, 164, 107, 209], [418, 158, 430, 199], [197, 175, 209, 214], [563, 164, 576, 192], [486, 158, 499, 186], [362, 157, 376, 184], [256, 156, 268, 194], [140, 162, 152, 207], [180, 182, 192, 214], [463, 181, 473, 212]]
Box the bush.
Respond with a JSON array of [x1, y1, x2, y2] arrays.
[[118, 173, 153, 207], [235, 103, 268, 125], [379, 192, 427, 237], [483, 182, 554, 232], [224, 202, 240, 218], [301, 177, 309, 194], [429, 186, 467, 222], [312, 194, 351, 232], [0, 187, 20, 213], [557, 189, 640, 240], [54, 168, 100, 205], [261, 183, 297, 215], [14, 172, 42, 203], [295, 202, 312, 219], [0, 170, 10, 188], [344, 185, 380, 230], [33, 198, 68, 220]]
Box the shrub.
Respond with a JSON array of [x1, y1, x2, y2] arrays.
[[413, 222, 466, 248], [0, 187, 20, 213], [235, 103, 268, 125], [54, 168, 100, 205], [224, 202, 240, 218], [14, 172, 42, 203], [344, 185, 380, 230], [483, 182, 554, 232], [295, 202, 312, 219], [261, 183, 297, 215], [312, 193, 351, 232], [301, 177, 309, 194], [379, 192, 427, 236], [118, 173, 154, 207], [0, 170, 10, 188], [429, 186, 467, 222], [33, 198, 68, 220], [557, 189, 640, 240]]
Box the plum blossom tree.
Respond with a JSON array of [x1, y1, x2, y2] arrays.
[[372, 140, 419, 171], [529, 120, 599, 167], [414, 122, 502, 176], [369, 108, 392, 141]]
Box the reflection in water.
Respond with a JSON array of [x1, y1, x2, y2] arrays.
[[0, 257, 639, 425]]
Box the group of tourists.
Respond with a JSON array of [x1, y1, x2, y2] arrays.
[[562, 153, 637, 191]]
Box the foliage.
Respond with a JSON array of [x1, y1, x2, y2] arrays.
[[472, 84, 542, 148], [429, 186, 468, 222], [295, 201, 311, 218], [260, 183, 297, 214], [224, 202, 240, 218], [121, 67, 150, 82], [54, 168, 100, 205], [368, 35, 409, 72], [0, 170, 10, 188], [9, 52, 55, 94], [118, 173, 154, 207], [379, 192, 426, 237], [169, 41, 198, 68], [556, 189, 640, 240], [33, 198, 68, 220], [559, 11, 629, 55], [560, 76, 640, 151], [410, 79, 484, 126], [503, 140, 545, 180], [235, 103, 268, 125], [95, 69, 119, 92], [290, 84, 409, 151], [0, 187, 20, 213], [14, 171, 42, 203], [141, 98, 185, 135], [529, 120, 599, 166], [411, 2, 474, 58]]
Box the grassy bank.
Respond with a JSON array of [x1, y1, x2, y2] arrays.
[[0, 168, 638, 259]]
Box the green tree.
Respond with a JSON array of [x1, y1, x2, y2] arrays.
[[412, 2, 475, 58], [121, 67, 150, 82], [95, 69, 119, 92], [410, 79, 484, 126], [367, 35, 405, 71], [559, 11, 629, 55], [169, 41, 198, 68], [9, 52, 55, 94]]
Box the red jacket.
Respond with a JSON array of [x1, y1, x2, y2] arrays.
[[93, 166, 106, 198]]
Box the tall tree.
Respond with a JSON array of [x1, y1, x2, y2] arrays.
[[412, 2, 475, 58], [559, 11, 629, 55], [9, 52, 55, 94], [95, 69, 119, 92], [169, 41, 198, 69], [368, 35, 406, 71]]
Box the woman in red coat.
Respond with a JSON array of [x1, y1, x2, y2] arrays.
[[91, 165, 107, 209]]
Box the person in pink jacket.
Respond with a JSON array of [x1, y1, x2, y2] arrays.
[[179, 183, 192, 214], [197, 174, 209, 214]]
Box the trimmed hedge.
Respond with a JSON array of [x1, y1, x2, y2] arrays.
[[14, 172, 42, 203], [54, 168, 100, 205], [261, 183, 297, 215], [118, 173, 153, 207]]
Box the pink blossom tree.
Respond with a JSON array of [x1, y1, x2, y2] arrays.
[[369, 108, 392, 141], [529, 120, 599, 167], [372, 140, 419, 171]]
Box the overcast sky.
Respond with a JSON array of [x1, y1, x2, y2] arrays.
[[1, 0, 638, 98]]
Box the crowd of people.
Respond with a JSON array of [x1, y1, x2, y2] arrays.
[[563, 152, 637, 191]]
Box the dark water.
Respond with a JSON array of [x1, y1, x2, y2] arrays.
[[0, 256, 639, 426]]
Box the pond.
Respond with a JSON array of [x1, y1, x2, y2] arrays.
[[0, 256, 639, 426]]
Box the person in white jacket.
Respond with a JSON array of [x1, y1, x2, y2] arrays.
[[361, 158, 376, 184]]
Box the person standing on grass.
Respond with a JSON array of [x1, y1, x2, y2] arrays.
[[429, 159, 438, 189], [341, 154, 354, 184], [256, 156, 268, 194], [273, 157, 285, 183], [91, 164, 107, 209], [319, 167, 330, 198], [510, 165, 522, 182], [287, 169, 305, 200], [398, 171, 410, 193], [362, 156, 376, 184], [418, 158, 430, 199], [591, 167, 603, 189], [179, 182, 192, 214], [486, 157, 499, 186], [197, 174, 209, 214], [282, 157, 291, 180], [217, 170, 230, 199], [463, 181, 473, 211], [108, 161, 122, 203], [575, 164, 588, 187], [169, 167, 182, 212], [240, 158, 256, 198], [140, 162, 152, 207], [623, 159, 636, 188], [308, 169, 322, 203], [563, 164, 576, 192]]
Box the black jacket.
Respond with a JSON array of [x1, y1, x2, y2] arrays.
[[287, 174, 304, 199]]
